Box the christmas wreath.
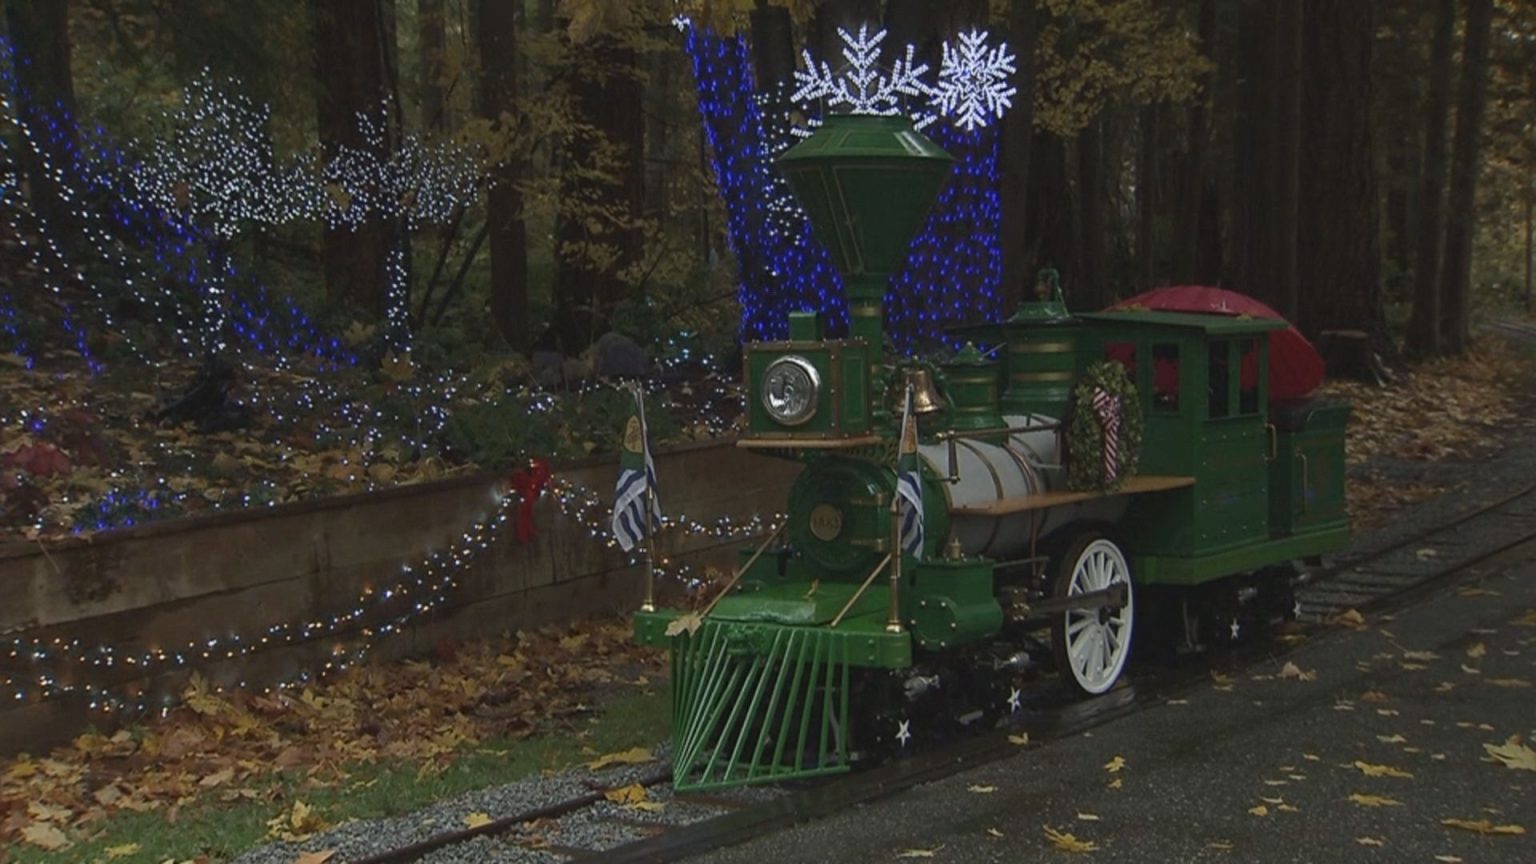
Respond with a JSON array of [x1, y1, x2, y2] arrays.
[[1064, 361, 1143, 492]]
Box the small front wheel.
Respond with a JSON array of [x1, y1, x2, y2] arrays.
[[1051, 534, 1135, 695]]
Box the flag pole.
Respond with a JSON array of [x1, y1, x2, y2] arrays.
[[637, 382, 657, 612], [887, 382, 913, 634]]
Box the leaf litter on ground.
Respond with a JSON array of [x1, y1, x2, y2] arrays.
[[0, 618, 666, 851]]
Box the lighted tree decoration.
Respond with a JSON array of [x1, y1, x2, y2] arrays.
[[791, 24, 934, 119], [676, 18, 1017, 349]]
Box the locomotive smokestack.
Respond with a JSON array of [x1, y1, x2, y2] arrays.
[[777, 114, 952, 365]]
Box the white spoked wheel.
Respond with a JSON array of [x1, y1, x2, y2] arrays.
[[1051, 535, 1135, 695]]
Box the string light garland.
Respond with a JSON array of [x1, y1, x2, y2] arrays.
[[4, 471, 783, 714]]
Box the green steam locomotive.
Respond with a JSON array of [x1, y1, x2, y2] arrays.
[[634, 114, 1349, 790]]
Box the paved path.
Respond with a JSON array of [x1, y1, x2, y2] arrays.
[[696, 554, 1536, 863]]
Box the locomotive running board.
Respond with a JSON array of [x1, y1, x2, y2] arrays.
[[670, 621, 852, 790]]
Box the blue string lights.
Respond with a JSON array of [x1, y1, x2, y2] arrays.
[[681, 23, 847, 343]]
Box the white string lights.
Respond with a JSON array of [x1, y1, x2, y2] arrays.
[[4, 471, 783, 714], [787, 25, 1018, 133]]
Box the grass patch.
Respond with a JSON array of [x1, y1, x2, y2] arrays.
[[7, 685, 671, 864]]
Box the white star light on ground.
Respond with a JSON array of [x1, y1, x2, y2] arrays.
[[1007, 687, 1022, 712], [1230, 618, 1242, 640], [896, 718, 912, 747]]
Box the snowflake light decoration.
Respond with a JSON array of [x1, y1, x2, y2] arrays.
[[791, 25, 932, 117], [933, 30, 1017, 132]]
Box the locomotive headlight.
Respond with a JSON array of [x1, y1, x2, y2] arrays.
[[762, 355, 820, 426]]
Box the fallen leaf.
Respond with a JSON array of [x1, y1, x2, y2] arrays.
[[603, 784, 648, 806], [587, 747, 654, 771], [1332, 608, 1366, 628], [1402, 650, 1440, 661], [1376, 734, 1407, 744], [1466, 642, 1487, 659], [1278, 661, 1316, 681], [1303, 753, 1321, 761], [464, 812, 493, 829], [1353, 761, 1412, 778], [897, 846, 944, 858], [986, 828, 1004, 838], [1008, 732, 1030, 746], [1483, 735, 1536, 771], [1103, 756, 1126, 773], [20, 822, 70, 851], [1207, 840, 1234, 851], [1440, 818, 1525, 836], [631, 800, 665, 812], [1360, 690, 1390, 702], [1434, 857, 1463, 863], [1349, 793, 1403, 807], [199, 766, 236, 787], [1248, 805, 1269, 817], [1043, 825, 1098, 853], [293, 851, 337, 864], [1355, 837, 1384, 847], [664, 612, 703, 638], [1487, 677, 1532, 689], [1076, 812, 1100, 821], [1107, 777, 1123, 790], [968, 784, 997, 794], [104, 843, 142, 859]]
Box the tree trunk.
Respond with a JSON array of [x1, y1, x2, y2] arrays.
[[1077, 119, 1107, 309], [5, 0, 78, 237], [1296, 0, 1385, 347], [476, 0, 529, 351], [1404, 0, 1455, 356], [1270, 0, 1303, 323], [1175, 0, 1216, 284], [418, 0, 448, 131], [1438, 0, 1494, 354], [1231, 0, 1274, 302], [999, 0, 1037, 307], [1137, 105, 1157, 292], [551, 34, 646, 353], [312, 0, 394, 318]]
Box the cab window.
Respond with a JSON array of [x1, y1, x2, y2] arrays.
[[1238, 338, 1259, 415], [1208, 342, 1230, 419], [1152, 343, 1179, 412]]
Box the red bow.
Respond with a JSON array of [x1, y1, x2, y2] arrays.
[[507, 458, 552, 542]]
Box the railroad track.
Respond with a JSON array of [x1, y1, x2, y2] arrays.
[[319, 483, 1536, 864]]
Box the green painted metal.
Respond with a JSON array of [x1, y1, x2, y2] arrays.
[[941, 343, 1006, 433], [779, 114, 952, 364], [1132, 525, 1351, 586], [1269, 401, 1351, 536], [908, 557, 1004, 651], [745, 341, 871, 438], [667, 618, 907, 789], [786, 456, 893, 575]]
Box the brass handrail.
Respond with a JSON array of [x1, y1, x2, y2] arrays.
[[830, 552, 895, 629], [940, 421, 1061, 483], [700, 522, 787, 618]]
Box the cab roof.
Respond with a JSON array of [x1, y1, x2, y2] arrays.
[[1077, 309, 1288, 335]]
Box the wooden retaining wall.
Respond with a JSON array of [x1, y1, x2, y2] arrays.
[[0, 440, 800, 756]]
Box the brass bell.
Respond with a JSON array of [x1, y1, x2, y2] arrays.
[[906, 368, 947, 415]]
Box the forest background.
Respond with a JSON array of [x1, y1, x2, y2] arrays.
[[1, 0, 1534, 540]]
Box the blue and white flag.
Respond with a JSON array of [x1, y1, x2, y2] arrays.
[[612, 386, 660, 553], [896, 385, 924, 557]]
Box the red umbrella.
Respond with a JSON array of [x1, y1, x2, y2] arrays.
[[1105, 286, 1325, 401]]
